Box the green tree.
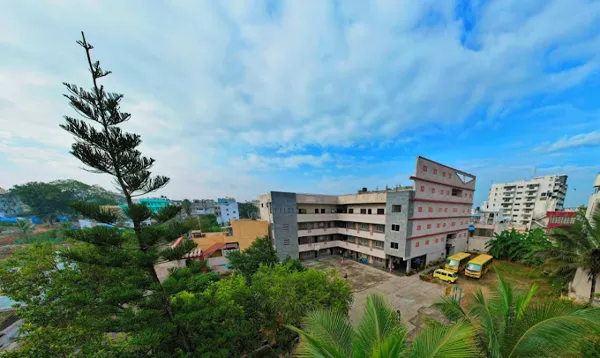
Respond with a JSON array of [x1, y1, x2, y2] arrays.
[[435, 273, 600, 357], [538, 208, 600, 304], [15, 219, 34, 239], [289, 294, 476, 357], [227, 236, 278, 277], [10, 181, 73, 224], [14, 32, 197, 355], [485, 228, 549, 264], [239, 201, 259, 219], [181, 199, 192, 217]]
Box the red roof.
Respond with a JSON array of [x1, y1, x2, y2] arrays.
[[203, 242, 226, 257]]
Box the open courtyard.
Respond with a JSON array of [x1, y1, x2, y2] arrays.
[[303, 256, 444, 331]]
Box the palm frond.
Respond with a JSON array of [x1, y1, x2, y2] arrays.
[[410, 320, 478, 358], [432, 295, 466, 323], [354, 295, 407, 356], [287, 309, 352, 358]]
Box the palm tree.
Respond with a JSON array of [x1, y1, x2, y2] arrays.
[[435, 273, 600, 357], [288, 294, 477, 357], [538, 208, 600, 304], [16, 219, 34, 239]]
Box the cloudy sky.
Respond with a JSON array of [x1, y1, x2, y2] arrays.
[[1, 0, 599, 207]]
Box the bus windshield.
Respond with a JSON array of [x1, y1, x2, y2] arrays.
[[467, 263, 481, 272], [446, 259, 459, 267]]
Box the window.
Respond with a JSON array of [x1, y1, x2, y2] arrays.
[[391, 242, 399, 249], [448, 173, 452, 179], [420, 185, 425, 192], [435, 238, 439, 243], [346, 222, 355, 229], [377, 208, 385, 215], [427, 224, 431, 229], [417, 225, 422, 230], [428, 207, 433, 212], [315, 208, 319, 213], [425, 240, 429, 245], [320, 208, 325, 213], [438, 208, 442, 213], [442, 171, 446, 177], [433, 168, 438, 174], [441, 237, 445, 242], [415, 242, 420, 247], [359, 223, 369, 231], [460, 221, 464, 225], [443, 223, 447, 227], [439, 189, 444, 194], [368, 209, 372, 214], [423, 165, 428, 172], [392, 224, 400, 231], [446, 190, 450, 195], [373, 240, 384, 249], [418, 207, 423, 212], [452, 188, 463, 197], [437, 223, 440, 228], [360, 208, 367, 214], [431, 188, 435, 194], [452, 222, 456, 227], [453, 208, 458, 213], [261, 203, 264, 208], [348, 208, 354, 214], [374, 224, 385, 233], [358, 238, 369, 246], [444, 208, 448, 213], [392, 205, 401, 213]]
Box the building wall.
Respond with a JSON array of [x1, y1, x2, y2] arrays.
[[586, 174, 600, 223], [487, 175, 567, 229], [230, 219, 269, 250], [270, 192, 299, 260], [569, 268, 600, 305], [383, 191, 412, 259], [0, 191, 22, 218], [217, 198, 239, 225]]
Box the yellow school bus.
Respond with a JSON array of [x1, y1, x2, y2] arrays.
[[465, 254, 494, 279], [444, 252, 471, 273]]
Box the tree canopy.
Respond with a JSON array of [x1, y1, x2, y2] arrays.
[[238, 201, 260, 219], [227, 235, 279, 277], [485, 228, 550, 265]]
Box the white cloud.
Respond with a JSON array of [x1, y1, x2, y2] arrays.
[[232, 153, 333, 170], [535, 131, 600, 152]]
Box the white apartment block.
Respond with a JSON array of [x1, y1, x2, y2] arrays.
[[585, 173, 600, 223], [259, 157, 476, 272], [486, 175, 567, 229]]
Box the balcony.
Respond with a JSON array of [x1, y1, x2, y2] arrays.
[[297, 212, 385, 224], [299, 240, 386, 258], [297, 227, 385, 241]]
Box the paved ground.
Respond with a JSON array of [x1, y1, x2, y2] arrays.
[[304, 256, 444, 331]]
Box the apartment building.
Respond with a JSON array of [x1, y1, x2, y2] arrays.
[[486, 175, 567, 230], [468, 208, 509, 253], [586, 173, 600, 223], [216, 197, 239, 225], [258, 157, 476, 272]]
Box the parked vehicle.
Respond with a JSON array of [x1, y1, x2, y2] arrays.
[[465, 254, 494, 279], [444, 252, 471, 273], [433, 269, 458, 283]]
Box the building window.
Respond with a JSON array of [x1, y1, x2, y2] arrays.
[[444, 208, 448, 213], [415, 242, 420, 247], [420, 185, 425, 192], [437, 223, 440, 228], [439, 189, 444, 194], [435, 238, 439, 243], [423, 165, 428, 172], [428, 207, 433, 212], [374, 224, 385, 233], [443, 223, 447, 227], [431, 188, 435, 194], [359, 223, 369, 231], [452, 222, 456, 227], [348, 208, 354, 214], [418, 207, 423, 212], [442, 171, 446, 177], [446, 190, 450, 195], [460, 221, 464, 225], [360, 208, 367, 214], [377, 208, 385, 215], [453, 208, 458, 213], [441, 237, 445, 242], [368, 209, 372, 214], [452, 188, 463, 197], [392, 224, 400, 231], [391, 242, 399, 249], [433, 168, 438, 174], [438, 207, 442, 213], [358, 238, 369, 246], [261, 203, 264, 208], [321, 208, 325, 213], [417, 225, 422, 230], [347, 222, 355, 229], [449, 173, 452, 179], [427, 224, 431, 229], [315, 208, 319, 213], [392, 205, 401, 213], [426, 240, 429, 245], [373, 240, 384, 249]]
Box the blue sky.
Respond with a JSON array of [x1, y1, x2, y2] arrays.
[[1, 0, 599, 207]]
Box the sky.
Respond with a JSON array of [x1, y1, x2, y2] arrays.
[[1, 0, 600, 208]]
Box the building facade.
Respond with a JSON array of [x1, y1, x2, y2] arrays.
[[468, 208, 509, 253], [216, 197, 239, 225], [486, 175, 567, 230], [586, 173, 600, 223], [258, 157, 476, 272], [190, 199, 217, 216]]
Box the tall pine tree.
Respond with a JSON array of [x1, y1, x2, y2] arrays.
[[59, 32, 196, 353]]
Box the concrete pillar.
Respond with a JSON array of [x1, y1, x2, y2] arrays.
[[406, 259, 412, 272]]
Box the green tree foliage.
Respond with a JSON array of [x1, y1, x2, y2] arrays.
[[180, 214, 222, 232], [238, 201, 260, 219], [9, 179, 124, 223], [181, 199, 192, 217], [434, 273, 600, 357], [15, 220, 34, 239], [289, 294, 476, 357], [227, 236, 279, 277], [485, 228, 549, 265], [538, 208, 600, 304], [1, 32, 199, 355]]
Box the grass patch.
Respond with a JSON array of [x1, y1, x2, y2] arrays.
[[493, 261, 560, 298]]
